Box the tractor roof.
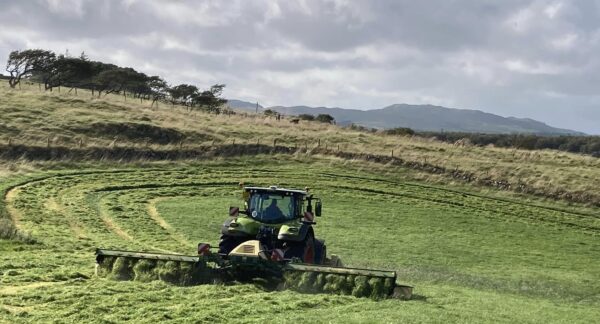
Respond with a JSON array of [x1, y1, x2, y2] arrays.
[[244, 186, 308, 195]]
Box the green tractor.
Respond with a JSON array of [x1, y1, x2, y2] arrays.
[[218, 185, 331, 266], [95, 185, 412, 299]]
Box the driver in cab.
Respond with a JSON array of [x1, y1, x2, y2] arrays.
[[265, 199, 284, 219]]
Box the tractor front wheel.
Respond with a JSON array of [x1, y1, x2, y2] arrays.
[[218, 234, 247, 255]]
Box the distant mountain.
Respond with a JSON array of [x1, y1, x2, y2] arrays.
[[267, 104, 582, 135], [227, 99, 264, 112]]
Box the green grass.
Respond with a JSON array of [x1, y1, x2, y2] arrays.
[[2, 80, 600, 207], [1, 156, 599, 323]]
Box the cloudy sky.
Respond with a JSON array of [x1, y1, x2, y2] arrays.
[[1, 0, 599, 133]]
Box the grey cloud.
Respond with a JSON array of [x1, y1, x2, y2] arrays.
[[0, 0, 599, 133]]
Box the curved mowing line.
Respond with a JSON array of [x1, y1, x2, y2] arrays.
[[4, 187, 22, 227], [44, 197, 88, 239], [147, 197, 194, 248], [331, 184, 600, 235], [319, 172, 600, 219], [5, 165, 598, 257], [92, 192, 179, 254], [96, 199, 133, 242]]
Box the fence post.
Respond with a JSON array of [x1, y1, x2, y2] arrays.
[[47, 137, 51, 148], [273, 139, 277, 147], [257, 139, 260, 146], [317, 139, 320, 147], [8, 137, 12, 146], [232, 139, 235, 145], [391, 149, 394, 158]]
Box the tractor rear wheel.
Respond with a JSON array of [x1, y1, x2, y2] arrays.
[[284, 233, 316, 264]]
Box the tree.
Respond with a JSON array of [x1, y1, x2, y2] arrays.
[[93, 67, 146, 97], [315, 114, 335, 124], [193, 84, 227, 113], [263, 109, 277, 116], [36, 55, 94, 90], [298, 114, 315, 121], [168, 84, 198, 107], [147, 76, 168, 108], [5, 49, 55, 88]]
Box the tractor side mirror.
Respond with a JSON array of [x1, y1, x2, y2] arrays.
[[315, 201, 322, 217], [229, 206, 240, 217]]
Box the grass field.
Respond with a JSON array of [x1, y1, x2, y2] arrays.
[[2, 81, 600, 207], [1, 156, 598, 323]]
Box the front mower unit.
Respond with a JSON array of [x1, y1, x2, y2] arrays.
[[96, 241, 412, 299]]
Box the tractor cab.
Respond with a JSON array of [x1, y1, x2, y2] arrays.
[[243, 186, 320, 224]]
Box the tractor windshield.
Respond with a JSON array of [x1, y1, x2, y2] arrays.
[[248, 192, 297, 224]]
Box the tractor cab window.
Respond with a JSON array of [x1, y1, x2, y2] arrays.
[[248, 192, 296, 223]]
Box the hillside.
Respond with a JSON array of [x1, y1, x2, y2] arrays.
[[1, 80, 600, 206], [228, 100, 580, 134], [1, 81, 600, 323]]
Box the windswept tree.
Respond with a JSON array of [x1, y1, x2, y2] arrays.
[[298, 114, 315, 121], [93, 67, 147, 97], [316, 114, 335, 124], [168, 84, 198, 108], [193, 84, 227, 113], [5, 49, 55, 88], [147, 76, 169, 108], [3, 48, 230, 114], [34, 54, 94, 90]]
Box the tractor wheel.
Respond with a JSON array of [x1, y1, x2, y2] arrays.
[[315, 240, 326, 265], [285, 233, 316, 264], [218, 234, 247, 255]]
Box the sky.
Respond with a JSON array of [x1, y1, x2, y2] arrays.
[[1, 0, 599, 134]]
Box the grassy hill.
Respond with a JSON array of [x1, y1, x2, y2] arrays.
[[0, 81, 599, 322], [1, 81, 599, 206]]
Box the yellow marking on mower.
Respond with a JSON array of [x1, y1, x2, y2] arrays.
[[229, 240, 261, 257]]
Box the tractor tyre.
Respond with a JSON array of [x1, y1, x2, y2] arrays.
[[218, 234, 247, 255], [314, 240, 326, 265], [285, 232, 316, 264]]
